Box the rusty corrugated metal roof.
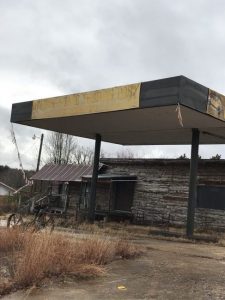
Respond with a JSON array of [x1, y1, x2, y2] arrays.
[[30, 164, 99, 182]]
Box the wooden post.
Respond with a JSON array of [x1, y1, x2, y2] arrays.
[[88, 134, 101, 223], [186, 128, 200, 238]]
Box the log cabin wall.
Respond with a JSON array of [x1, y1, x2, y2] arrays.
[[101, 159, 225, 230]]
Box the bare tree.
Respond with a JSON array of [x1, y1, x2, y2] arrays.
[[45, 132, 77, 164], [72, 147, 106, 165], [72, 146, 94, 165], [45, 132, 105, 165], [116, 148, 134, 158]]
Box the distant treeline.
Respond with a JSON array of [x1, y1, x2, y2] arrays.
[[0, 165, 34, 189]]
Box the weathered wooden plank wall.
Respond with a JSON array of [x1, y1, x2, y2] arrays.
[[101, 159, 225, 230]]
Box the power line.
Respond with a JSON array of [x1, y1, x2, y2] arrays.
[[10, 123, 28, 183]]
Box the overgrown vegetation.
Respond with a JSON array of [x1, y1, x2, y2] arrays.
[[0, 196, 17, 214], [210, 154, 221, 160], [0, 165, 34, 189], [0, 228, 140, 296]]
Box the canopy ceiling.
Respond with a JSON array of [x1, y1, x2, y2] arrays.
[[11, 76, 225, 145]]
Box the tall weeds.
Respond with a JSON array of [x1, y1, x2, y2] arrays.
[[0, 228, 140, 295]]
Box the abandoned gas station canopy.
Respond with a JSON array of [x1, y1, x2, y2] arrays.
[[11, 75, 225, 145]]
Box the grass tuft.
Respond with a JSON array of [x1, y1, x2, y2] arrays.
[[0, 228, 140, 296]]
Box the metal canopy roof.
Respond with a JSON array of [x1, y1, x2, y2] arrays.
[[11, 76, 225, 145]]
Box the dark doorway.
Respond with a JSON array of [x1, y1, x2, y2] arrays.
[[113, 181, 135, 211]]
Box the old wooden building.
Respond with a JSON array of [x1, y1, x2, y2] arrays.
[[31, 163, 136, 220], [32, 159, 225, 230], [101, 158, 225, 230]]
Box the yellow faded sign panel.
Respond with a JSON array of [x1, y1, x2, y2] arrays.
[[207, 89, 225, 121], [32, 83, 141, 119]]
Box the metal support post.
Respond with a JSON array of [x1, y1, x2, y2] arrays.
[[88, 134, 101, 223], [186, 128, 200, 238]]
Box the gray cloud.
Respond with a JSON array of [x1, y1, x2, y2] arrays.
[[2, 0, 225, 93], [1, 0, 225, 168]]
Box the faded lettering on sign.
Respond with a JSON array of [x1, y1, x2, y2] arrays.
[[32, 83, 141, 119]]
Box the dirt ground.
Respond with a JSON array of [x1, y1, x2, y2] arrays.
[[2, 236, 225, 300]]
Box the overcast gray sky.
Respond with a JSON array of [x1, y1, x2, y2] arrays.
[[1, 0, 225, 169]]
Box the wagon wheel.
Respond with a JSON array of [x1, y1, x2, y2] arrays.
[[7, 213, 24, 228], [35, 213, 55, 233]]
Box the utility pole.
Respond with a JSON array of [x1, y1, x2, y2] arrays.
[[36, 133, 44, 172]]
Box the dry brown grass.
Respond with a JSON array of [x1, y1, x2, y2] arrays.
[[0, 228, 140, 296], [0, 227, 22, 253], [74, 222, 131, 239]]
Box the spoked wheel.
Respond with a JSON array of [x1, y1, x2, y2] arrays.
[[35, 213, 55, 233], [7, 213, 24, 229]]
